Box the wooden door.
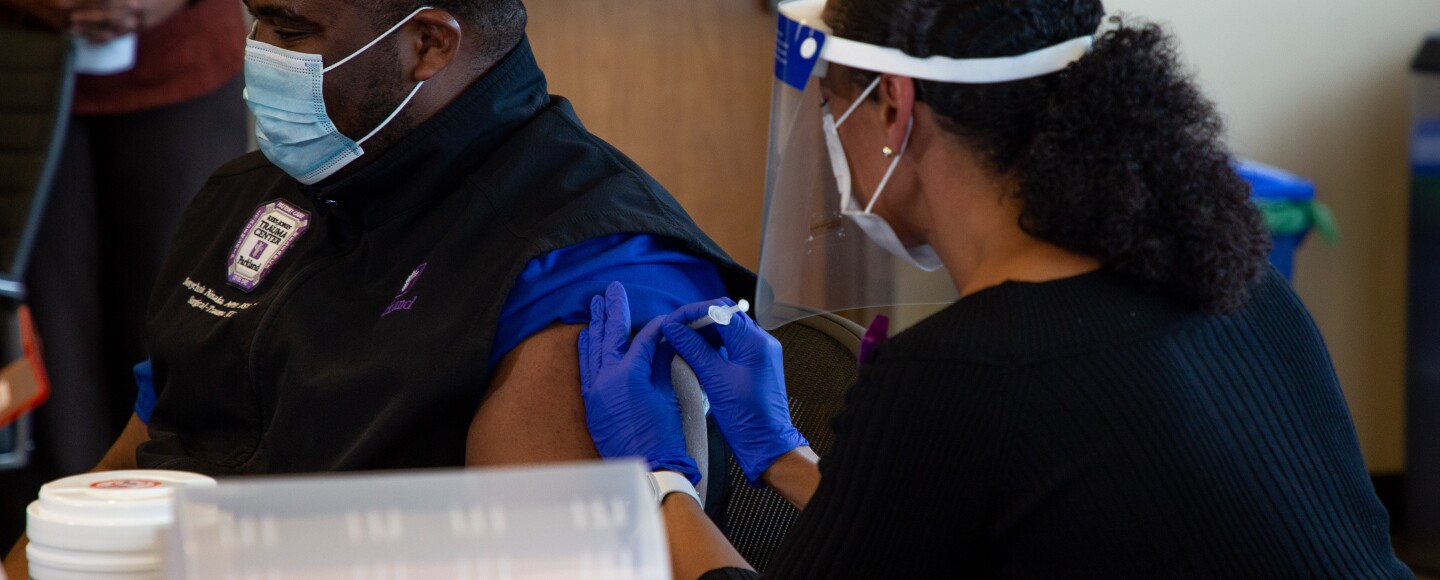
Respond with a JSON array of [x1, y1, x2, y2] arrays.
[[526, 0, 776, 268]]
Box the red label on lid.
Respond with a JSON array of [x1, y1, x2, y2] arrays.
[[90, 479, 163, 489]]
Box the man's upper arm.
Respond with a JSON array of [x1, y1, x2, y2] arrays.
[[465, 323, 598, 466], [96, 412, 149, 472], [467, 234, 730, 466]]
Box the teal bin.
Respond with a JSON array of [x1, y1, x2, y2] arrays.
[[1238, 160, 1338, 280]]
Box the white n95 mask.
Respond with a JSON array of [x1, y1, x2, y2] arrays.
[[243, 6, 431, 185], [821, 77, 943, 272]]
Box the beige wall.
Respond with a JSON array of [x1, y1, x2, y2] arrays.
[[1102, 0, 1438, 472], [526, 0, 775, 270]]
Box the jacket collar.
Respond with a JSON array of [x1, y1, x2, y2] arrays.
[[300, 36, 549, 229]]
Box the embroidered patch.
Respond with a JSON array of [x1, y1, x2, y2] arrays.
[[383, 263, 426, 317], [226, 200, 311, 293]]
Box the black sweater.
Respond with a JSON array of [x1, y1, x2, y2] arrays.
[[703, 268, 1411, 579]]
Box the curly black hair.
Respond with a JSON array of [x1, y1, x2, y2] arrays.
[[829, 0, 1271, 313]]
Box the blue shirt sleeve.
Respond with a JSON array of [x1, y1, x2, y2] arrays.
[[490, 233, 731, 367], [134, 359, 155, 424]]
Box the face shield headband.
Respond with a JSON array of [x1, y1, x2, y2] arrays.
[[778, 0, 1094, 88]]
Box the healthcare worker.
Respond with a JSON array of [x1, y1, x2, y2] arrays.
[[579, 0, 1412, 578]]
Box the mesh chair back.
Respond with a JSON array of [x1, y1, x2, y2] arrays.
[[0, 25, 73, 298], [723, 313, 863, 572]]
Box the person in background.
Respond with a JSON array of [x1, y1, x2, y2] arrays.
[[578, 0, 1413, 577], [0, 0, 246, 552]]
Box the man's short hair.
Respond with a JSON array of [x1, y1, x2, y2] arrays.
[[366, 0, 527, 64]]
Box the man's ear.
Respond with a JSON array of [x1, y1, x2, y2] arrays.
[[876, 74, 916, 154], [408, 8, 462, 82]]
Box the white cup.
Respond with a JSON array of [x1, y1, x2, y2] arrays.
[[74, 33, 137, 75], [26, 471, 215, 580]]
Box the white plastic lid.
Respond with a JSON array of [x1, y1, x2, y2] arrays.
[[27, 501, 168, 554], [27, 543, 159, 573], [28, 471, 215, 553], [37, 471, 216, 521], [28, 561, 160, 580]]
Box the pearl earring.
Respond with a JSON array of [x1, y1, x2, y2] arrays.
[[882, 146, 895, 158]]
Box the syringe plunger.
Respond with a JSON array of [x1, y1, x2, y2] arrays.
[[688, 299, 751, 329]]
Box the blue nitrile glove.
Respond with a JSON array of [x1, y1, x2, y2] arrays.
[[661, 299, 808, 485], [578, 282, 701, 484]]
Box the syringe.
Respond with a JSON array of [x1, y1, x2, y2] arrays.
[[688, 299, 751, 330], [671, 300, 749, 416]]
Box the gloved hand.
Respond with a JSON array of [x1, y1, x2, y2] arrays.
[[661, 299, 808, 485], [578, 282, 701, 484]]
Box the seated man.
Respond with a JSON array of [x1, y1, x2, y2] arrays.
[[5, 0, 749, 573]]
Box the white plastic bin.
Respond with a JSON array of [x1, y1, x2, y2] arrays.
[[164, 461, 669, 580]]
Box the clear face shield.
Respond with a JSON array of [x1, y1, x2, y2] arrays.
[[755, 0, 1093, 330]]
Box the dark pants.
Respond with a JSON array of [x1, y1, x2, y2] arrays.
[[0, 75, 247, 546]]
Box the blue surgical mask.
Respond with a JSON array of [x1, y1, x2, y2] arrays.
[[243, 7, 431, 185]]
